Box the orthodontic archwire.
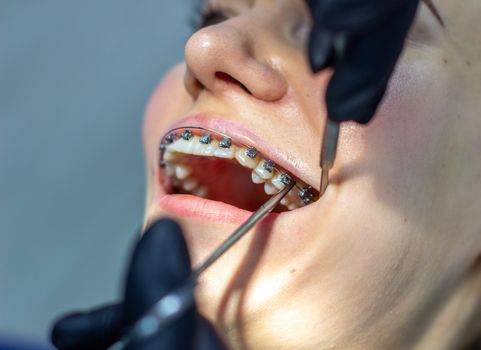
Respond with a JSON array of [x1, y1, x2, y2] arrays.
[[159, 126, 318, 201]]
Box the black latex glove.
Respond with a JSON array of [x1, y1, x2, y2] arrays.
[[50, 219, 225, 350], [306, 0, 420, 124]]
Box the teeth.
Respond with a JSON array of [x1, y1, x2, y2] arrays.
[[287, 203, 298, 211], [251, 172, 265, 184], [235, 148, 260, 169], [254, 159, 275, 180], [192, 185, 208, 198], [264, 181, 280, 195], [182, 177, 199, 191], [192, 138, 217, 156], [199, 134, 212, 144], [278, 180, 315, 210], [271, 171, 290, 190], [164, 164, 175, 177], [298, 187, 315, 205], [263, 160, 276, 172], [219, 136, 232, 148], [246, 147, 258, 158], [164, 133, 177, 144], [161, 129, 318, 211], [181, 130, 193, 140], [175, 164, 192, 180], [214, 145, 237, 159], [168, 137, 197, 154], [280, 189, 302, 209], [163, 150, 180, 162]]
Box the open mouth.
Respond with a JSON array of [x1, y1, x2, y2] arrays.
[[159, 126, 319, 212]]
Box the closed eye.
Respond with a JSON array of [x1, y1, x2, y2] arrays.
[[197, 7, 230, 28], [191, 1, 236, 31]]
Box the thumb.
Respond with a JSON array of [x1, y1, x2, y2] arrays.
[[308, 26, 335, 73], [124, 218, 192, 323], [194, 315, 226, 350], [124, 218, 197, 350]]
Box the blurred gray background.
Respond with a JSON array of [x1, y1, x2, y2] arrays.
[[0, 1, 191, 346]]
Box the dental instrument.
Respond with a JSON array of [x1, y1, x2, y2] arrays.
[[108, 180, 295, 350], [320, 118, 340, 196]]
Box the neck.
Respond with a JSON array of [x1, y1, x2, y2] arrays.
[[413, 266, 481, 350]]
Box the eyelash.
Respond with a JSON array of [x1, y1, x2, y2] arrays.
[[191, 3, 231, 30]]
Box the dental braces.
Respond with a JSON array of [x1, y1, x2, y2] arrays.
[[159, 126, 318, 205]]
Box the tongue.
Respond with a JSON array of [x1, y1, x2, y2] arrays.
[[184, 155, 270, 212]]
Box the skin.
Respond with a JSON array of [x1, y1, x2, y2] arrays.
[[142, 0, 481, 349]]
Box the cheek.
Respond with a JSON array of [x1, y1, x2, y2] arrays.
[[375, 57, 449, 158], [337, 54, 450, 196], [143, 64, 191, 159]]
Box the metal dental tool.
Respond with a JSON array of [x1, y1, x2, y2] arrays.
[[108, 180, 295, 350], [320, 118, 340, 196]]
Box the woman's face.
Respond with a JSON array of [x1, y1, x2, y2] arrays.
[[143, 0, 481, 348]]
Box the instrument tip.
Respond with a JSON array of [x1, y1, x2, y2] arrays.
[[320, 169, 329, 196]]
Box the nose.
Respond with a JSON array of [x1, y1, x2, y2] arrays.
[[184, 23, 288, 102]]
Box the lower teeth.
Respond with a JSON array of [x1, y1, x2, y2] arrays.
[[160, 128, 318, 211]]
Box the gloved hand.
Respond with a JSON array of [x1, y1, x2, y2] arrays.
[[50, 219, 225, 350], [306, 0, 420, 124]]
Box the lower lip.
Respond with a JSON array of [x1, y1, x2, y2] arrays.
[[155, 192, 282, 224]]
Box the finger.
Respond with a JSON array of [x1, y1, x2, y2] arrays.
[[306, 0, 419, 32], [124, 218, 192, 323], [194, 315, 226, 350], [123, 219, 196, 349], [308, 25, 335, 72], [127, 313, 225, 350], [325, 1, 418, 124], [50, 302, 124, 350], [326, 32, 390, 123], [126, 308, 197, 350]]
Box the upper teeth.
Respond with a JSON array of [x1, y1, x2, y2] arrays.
[[255, 160, 275, 180], [160, 129, 317, 210], [235, 148, 259, 169]]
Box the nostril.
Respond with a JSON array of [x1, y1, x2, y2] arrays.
[[215, 71, 237, 84], [215, 71, 252, 95]]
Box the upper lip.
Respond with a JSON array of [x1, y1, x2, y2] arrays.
[[158, 112, 319, 190]]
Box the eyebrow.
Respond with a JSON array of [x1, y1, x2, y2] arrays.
[[422, 0, 445, 27]]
